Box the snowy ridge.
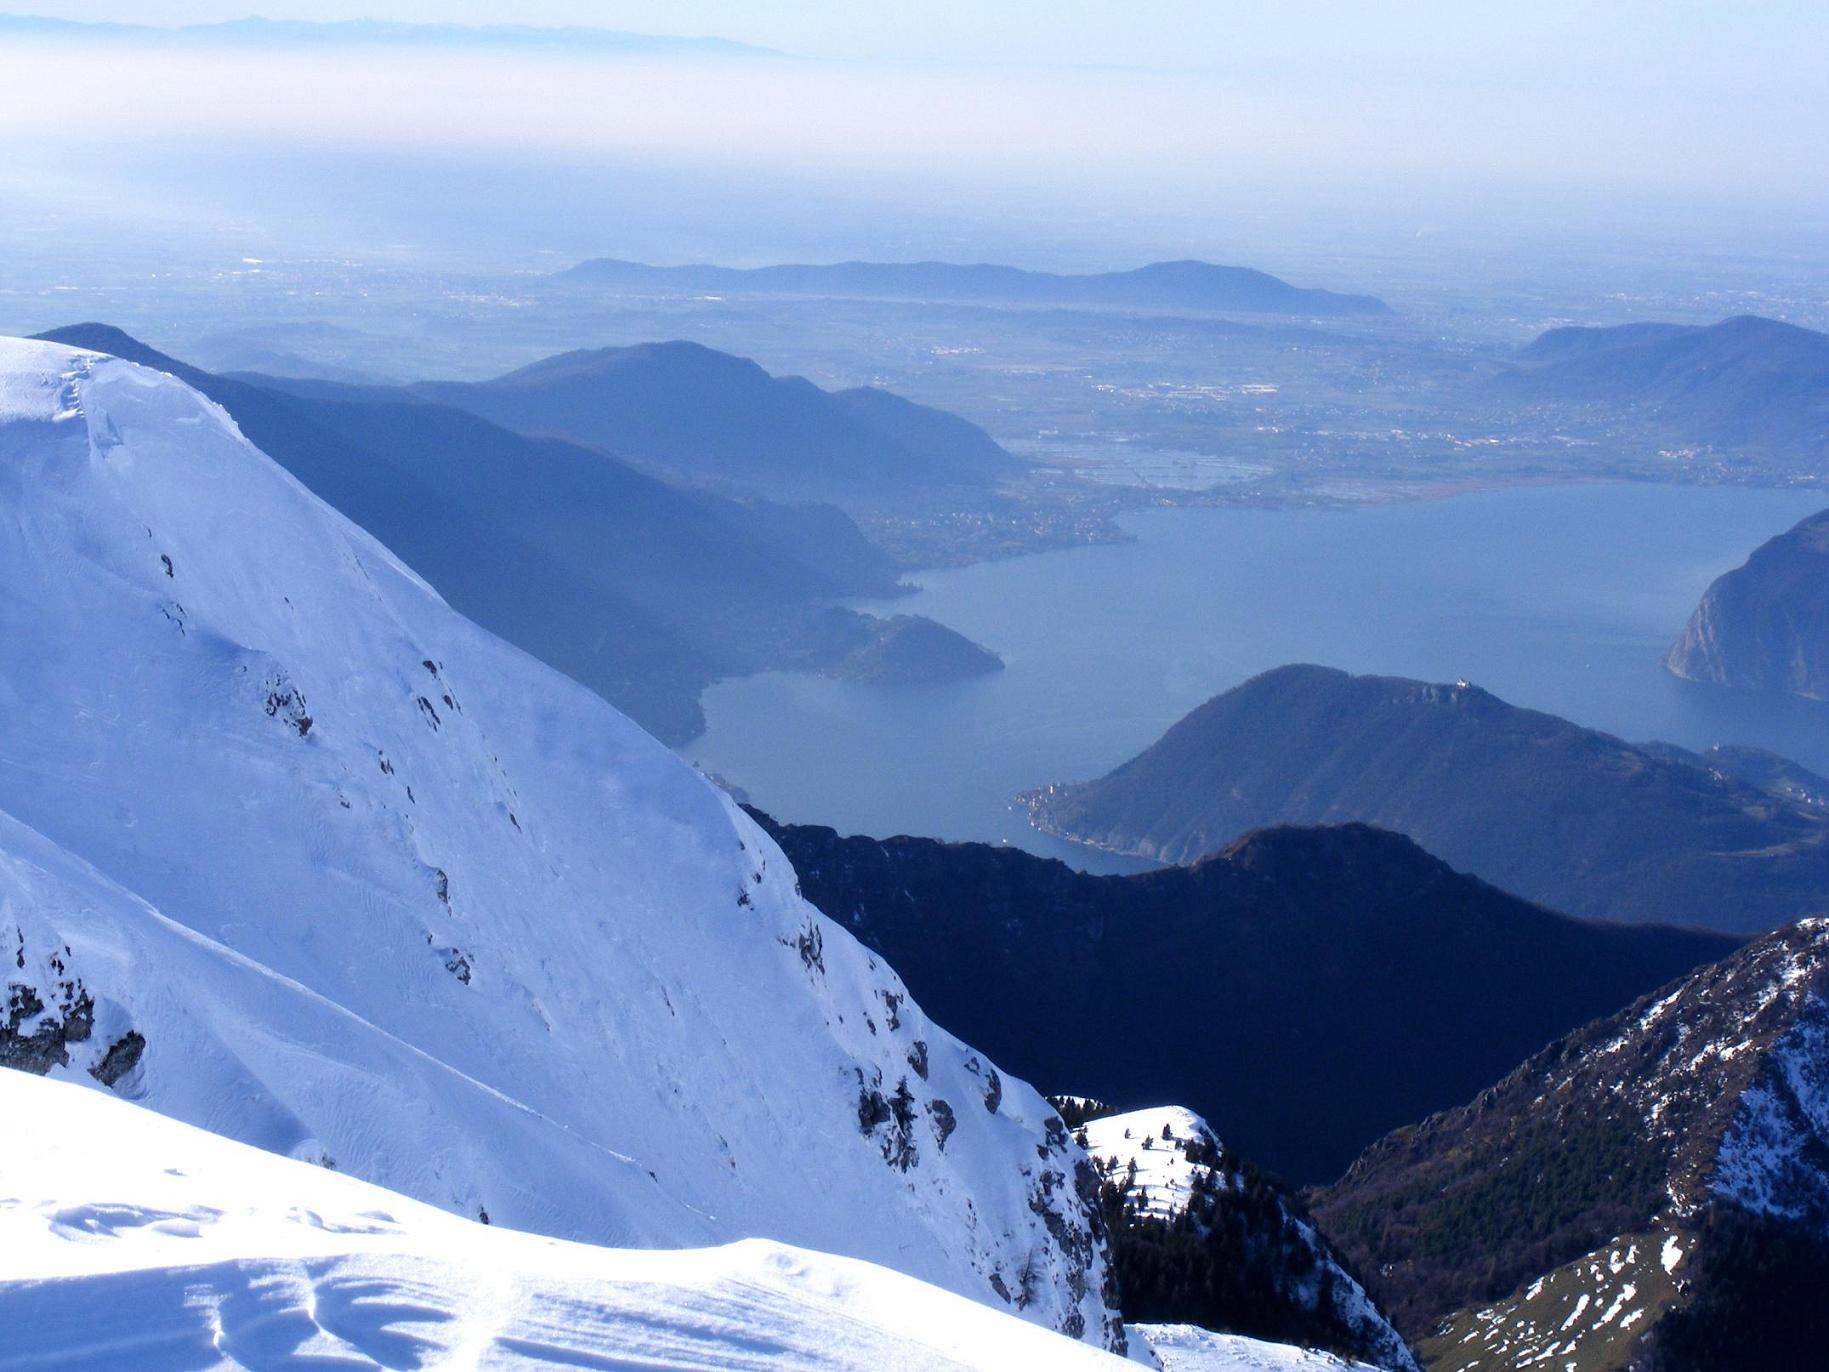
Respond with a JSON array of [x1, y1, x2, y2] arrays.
[[0, 338, 1118, 1346], [1081, 1106, 1415, 1371], [0, 1067, 1137, 1371], [1084, 1106, 1215, 1220]]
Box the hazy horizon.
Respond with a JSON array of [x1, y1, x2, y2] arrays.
[[1, 3, 1825, 294]]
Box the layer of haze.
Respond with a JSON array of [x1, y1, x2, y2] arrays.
[[19, 1, 1829, 84], [1, 4, 1824, 280]]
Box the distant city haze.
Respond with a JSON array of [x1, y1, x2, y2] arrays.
[[0, 3, 1823, 277]]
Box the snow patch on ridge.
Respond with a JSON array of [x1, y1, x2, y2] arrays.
[[1138, 1323, 1382, 1370], [1084, 1105, 1415, 1371], [1084, 1106, 1215, 1220]]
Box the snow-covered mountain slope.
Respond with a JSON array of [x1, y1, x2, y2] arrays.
[[0, 337, 1119, 1347], [0, 1067, 1136, 1371], [1078, 1105, 1415, 1371]]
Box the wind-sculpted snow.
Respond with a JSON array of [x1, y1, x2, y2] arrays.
[[0, 338, 1120, 1347], [0, 1069, 1144, 1371]]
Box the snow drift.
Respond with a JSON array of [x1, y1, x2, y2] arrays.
[[0, 1067, 1138, 1371]]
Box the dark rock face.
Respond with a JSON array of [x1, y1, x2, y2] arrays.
[[1313, 919, 1829, 1367], [2, 937, 95, 1075], [751, 809, 1734, 1185], [2, 980, 91, 1075], [1667, 507, 1829, 700], [3, 930, 143, 1089], [1023, 663, 1829, 933], [89, 1030, 146, 1087]]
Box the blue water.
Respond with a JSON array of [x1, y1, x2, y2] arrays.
[[688, 484, 1829, 874]]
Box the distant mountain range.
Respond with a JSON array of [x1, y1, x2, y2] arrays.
[[1022, 663, 1829, 933], [752, 812, 1734, 1184], [36, 325, 1000, 743], [559, 259, 1394, 318], [1496, 314, 1829, 458], [255, 340, 1022, 507], [1667, 505, 1829, 701], [1315, 917, 1829, 1370], [186, 321, 388, 385], [0, 14, 773, 55]]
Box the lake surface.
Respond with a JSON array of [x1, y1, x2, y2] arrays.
[[688, 484, 1829, 874]]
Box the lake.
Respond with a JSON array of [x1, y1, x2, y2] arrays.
[[687, 484, 1829, 874]]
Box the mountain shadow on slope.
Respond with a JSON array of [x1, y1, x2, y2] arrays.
[[749, 811, 1735, 1185], [1639, 1207, 1829, 1371], [1313, 919, 1829, 1369]]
